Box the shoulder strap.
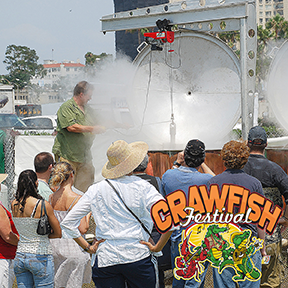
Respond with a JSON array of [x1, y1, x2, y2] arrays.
[[31, 199, 41, 218], [38, 199, 48, 217], [67, 196, 80, 212], [42, 199, 49, 216], [105, 179, 152, 238]]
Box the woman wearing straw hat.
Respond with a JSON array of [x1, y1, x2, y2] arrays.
[[61, 140, 172, 288]]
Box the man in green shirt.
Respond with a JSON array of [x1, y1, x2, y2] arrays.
[[52, 81, 105, 192]]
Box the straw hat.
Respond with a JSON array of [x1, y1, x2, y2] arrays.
[[0, 174, 8, 183], [102, 140, 148, 179]]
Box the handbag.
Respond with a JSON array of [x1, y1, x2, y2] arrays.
[[36, 199, 52, 235], [105, 179, 171, 271]]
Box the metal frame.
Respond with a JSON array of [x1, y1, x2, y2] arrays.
[[101, 0, 257, 139]]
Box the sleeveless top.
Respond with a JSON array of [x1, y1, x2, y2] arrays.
[[52, 196, 79, 224], [0, 202, 19, 259], [13, 199, 52, 255]]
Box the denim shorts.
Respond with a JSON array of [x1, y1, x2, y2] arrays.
[[14, 252, 54, 288], [0, 259, 15, 288]]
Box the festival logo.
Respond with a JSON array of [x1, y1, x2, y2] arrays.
[[174, 224, 262, 282], [151, 184, 283, 283]]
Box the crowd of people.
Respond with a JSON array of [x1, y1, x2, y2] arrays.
[[0, 81, 288, 288]]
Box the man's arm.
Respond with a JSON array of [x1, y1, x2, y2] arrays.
[[67, 123, 105, 134], [140, 231, 173, 252], [0, 206, 19, 246], [274, 165, 288, 205], [200, 162, 215, 176], [272, 165, 288, 230]]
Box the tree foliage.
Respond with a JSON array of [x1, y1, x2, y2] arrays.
[[84, 52, 112, 66], [2, 44, 46, 89], [256, 14, 288, 86], [265, 14, 288, 39], [217, 15, 288, 85], [217, 31, 240, 52]]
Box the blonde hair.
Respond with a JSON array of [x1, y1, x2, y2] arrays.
[[49, 162, 74, 190]]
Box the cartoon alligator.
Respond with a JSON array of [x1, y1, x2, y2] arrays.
[[194, 224, 230, 267], [220, 230, 262, 282]]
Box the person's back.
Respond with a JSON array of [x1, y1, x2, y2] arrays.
[[49, 162, 91, 288], [207, 140, 264, 288], [244, 154, 288, 192], [243, 126, 288, 288], [60, 140, 172, 288], [84, 175, 162, 266], [161, 139, 214, 288], [132, 155, 170, 288], [163, 166, 213, 196], [244, 155, 286, 215], [12, 170, 61, 288]]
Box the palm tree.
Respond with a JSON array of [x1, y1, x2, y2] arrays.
[[265, 14, 288, 39]]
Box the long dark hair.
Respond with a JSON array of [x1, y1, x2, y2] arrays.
[[15, 169, 42, 212]]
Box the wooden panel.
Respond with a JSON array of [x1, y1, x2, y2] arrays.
[[148, 149, 288, 178]]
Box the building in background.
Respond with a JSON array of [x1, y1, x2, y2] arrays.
[[29, 59, 85, 105], [31, 60, 85, 88], [256, 0, 288, 27]]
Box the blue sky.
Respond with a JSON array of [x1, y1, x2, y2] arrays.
[[0, 0, 115, 74]]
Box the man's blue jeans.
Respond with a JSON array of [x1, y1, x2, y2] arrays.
[[213, 250, 262, 288], [14, 252, 54, 288]]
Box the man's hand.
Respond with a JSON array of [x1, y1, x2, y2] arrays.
[[92, 125, 106, 134], [140, 240, 159, 253], [88, 238, 106, 254], [176, 151, 185, 166]]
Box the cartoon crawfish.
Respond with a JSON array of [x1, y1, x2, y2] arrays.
[[174, 233, 203, 281]]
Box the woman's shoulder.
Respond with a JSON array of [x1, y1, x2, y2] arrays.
[[12, 197, 41, 217]]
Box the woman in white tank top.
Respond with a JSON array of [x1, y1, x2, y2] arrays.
[[12, 169, 61, 288], [49, 162, 94, 288]]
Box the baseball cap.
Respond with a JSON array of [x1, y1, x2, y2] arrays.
[[248, 126, 267, 145], [184, 139, 205, 157]]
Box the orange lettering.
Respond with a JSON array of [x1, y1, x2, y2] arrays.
[[247, 193, 265, 222], [239, 189, 249, 214], [226, 185, 244, 213], [188, 186, 205, 213], [166, 190, 187, 225], [258, 200, 282, 234], [151, 199, 172, 233], [199, 184, 229, 213]]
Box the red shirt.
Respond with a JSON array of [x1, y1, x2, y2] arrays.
[[0, 203, 19, 259]]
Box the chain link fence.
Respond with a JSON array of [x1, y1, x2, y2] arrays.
[[3, 130, 15, 208], [231, 98, 288, 141], [232, 120, 288, 141]]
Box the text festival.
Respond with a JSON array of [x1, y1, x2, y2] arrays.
[[151, 184, 282, 234]]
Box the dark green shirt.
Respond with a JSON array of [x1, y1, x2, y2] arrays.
[[52, 98, 97, 163]]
